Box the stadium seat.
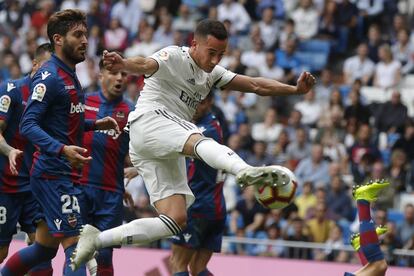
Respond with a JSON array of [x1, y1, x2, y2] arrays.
[[295, 51, 328, 72], [387, 210, 404, 225], [298, 39, 331, 54], [400, 88, 414, 117], [359, 86, 391, 104]]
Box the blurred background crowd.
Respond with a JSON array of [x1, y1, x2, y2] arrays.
[[1, 0, 414, 267]]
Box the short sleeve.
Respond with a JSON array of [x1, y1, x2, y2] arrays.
[[147, 46, 181, 80], [211, 65, 237, 89]]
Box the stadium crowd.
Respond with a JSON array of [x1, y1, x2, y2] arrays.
[[1, 0, 414, 268]]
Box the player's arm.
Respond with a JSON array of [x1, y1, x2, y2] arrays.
[[223, 71, 316, 96], [0, 85, 23, 174], [102, 50, 158, 76], [84, 117, 120, 133], [20, 73, 91, 168]]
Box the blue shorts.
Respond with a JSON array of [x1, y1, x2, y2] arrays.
[[31, 176, 83, 237], [80, 185, 123, 231], [171, 216, 225, 252], [0, 192, 43, 246]]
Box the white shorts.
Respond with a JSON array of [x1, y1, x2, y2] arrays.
[[129, 109, 201, 208]]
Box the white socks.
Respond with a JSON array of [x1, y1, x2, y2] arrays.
[[194, 138, 250, 175], [96, 215, 181, 248]]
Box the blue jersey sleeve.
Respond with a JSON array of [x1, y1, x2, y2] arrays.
[[0, 81, 19, 123], [84, 119, 96, 131], [19, 70, 64, 156]]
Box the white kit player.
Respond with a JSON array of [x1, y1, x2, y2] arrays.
[[71, 19, 315, 269]]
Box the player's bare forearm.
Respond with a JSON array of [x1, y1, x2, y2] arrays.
[[0, 135, 13, 156], [224, 72, 315, 96], [124, 56, 158, 76]]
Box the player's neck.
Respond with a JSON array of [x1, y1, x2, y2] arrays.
[[55, 51, 76, 70], [188, 47, 201, 68], [102, 89, 119, 102]]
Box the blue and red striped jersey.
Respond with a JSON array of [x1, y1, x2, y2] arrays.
[[0, 76, 33, 193], [79, 91, 134, 193], [20, 54, 94, 182], [187, 113, 226, 220]]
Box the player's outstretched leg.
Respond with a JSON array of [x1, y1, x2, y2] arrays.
[[346, 179, 389, 276], [193, 137, 290, 189], [71, 214, 182, 271], [350, 225, 387, 265]]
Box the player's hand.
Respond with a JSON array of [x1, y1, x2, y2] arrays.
[[8, 148, 23, 175], [124, 167, 139, 186], [123, 191, 135, 210], [62, 145, 92, 169], [295, 72, 316, 94], [95, 116, 121, 134], [103, 50, 125, 72]]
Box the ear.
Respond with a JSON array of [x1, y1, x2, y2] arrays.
[[53, 34, 62, 46]]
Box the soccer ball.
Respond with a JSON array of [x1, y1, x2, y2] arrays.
[[254, 165, 298, 209]]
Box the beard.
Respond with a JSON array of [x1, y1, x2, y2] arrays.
[[62, 40, 86, 64]]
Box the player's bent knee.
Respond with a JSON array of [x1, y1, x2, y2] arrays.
[[374, 260, 387, 275], [0, 245, 9, 263]]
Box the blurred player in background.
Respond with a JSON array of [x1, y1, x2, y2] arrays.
[[1, 9, 119, 276], [345, 180, 389, 276], [71, 19, 315, 269], [77, 57, 135, 276], [0, 43, 53, 275], [170, 92, 226, 276]]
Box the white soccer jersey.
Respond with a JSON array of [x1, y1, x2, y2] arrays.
[[128, 46, 237, 122]]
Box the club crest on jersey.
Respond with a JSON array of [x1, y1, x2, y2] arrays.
[[32, 83, 47, 102], [7, 82, 16, 92], [116, 111, 125, 118], [67, 214, 77, 228], [158, 50, 169, 61], [0, 95, 11, 113]]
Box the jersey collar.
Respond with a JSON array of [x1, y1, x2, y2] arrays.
[[98, 89, 123, 105], [50, 54, 77, 78]]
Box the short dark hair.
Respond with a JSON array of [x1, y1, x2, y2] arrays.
[[34, 43, 52, 59], [194, 19, 228, 40], [47, 9, 87, 49]]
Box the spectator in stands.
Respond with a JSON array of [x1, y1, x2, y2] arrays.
[[294, 89, 322, 127], [389, 13, 408, 44], [291, 0, 319, 40], [326, 176, 354, 222], [295, 181, 317, 219], [392, 29, 414, 75], [259, 51, 284, 81], [236, 123, 254, 153], [283, 217, 312, 260], [124, 26, 162, 58], [317, 0, 339, 41], [307, 202, 336, 243], [251, 108, 283, 143], [388, 149, 411, 192], [314, 68, 334, 104], [344, 84, 371, 125], [349, 124, 381, 168], [316, 224, 348, 262], [398, 204, 414, 245], [104, 18, 128, 52], [317, 88, 344, 128], [154, 14, 174, 48], [319, 125, 348, 166], [228, 48, 247, 75], [172, 4, 197, 35], [374, 44, 401, 89], [375, 90, 407, 134], [278, 18, 297, 51], [60, 0, 90, 12], [356, 0, 384, 37], [336, 0, 358, 49], [258, 7, 280, 51], [295, 143, 330, 187], [271, 129, 290, 165], [230, 186, 269, 235], [246, 141, 274, 166], [111, 0, 142, 36], [217, 0, 251, 34], [343, 43, 375, 86], [366, 24, 384, 63], [256, 223, 284, 257], [393, 119, 414, 162], [287, 128, 311, 167], [30, 0, 54, 35], [241, 39, 267, 69], [276, 38, 301, 84], [381, 221, 403, 266], [285, 110, 308, 142]]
